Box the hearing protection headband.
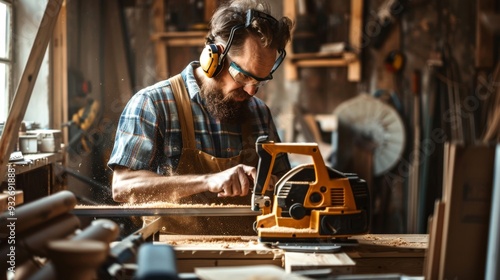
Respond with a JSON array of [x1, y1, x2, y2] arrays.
[[218, 9, 286, 75]]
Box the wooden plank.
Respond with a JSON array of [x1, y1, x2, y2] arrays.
[[439, 144, 495, 279], [284, 252, 355, 274], [475, 0, 495, 68], [351, 257, 425, 276], [152, 0, 168, 80], [195, 265, 310, 280], [347, 0, 363, 81], [51, 1, 68, 147], [159, 235, 283, 273], [283, 0, 298, 80], [0, 193, 7, 212], [424, 200, 445, 280], [293, 59, 349, 67], [349, 0, 363, 50], [0, 191, 24, 212], [204, 0, 218, 23], [151, 31, 207, 40], [105, 0, 132, 98], [159, 38, 205, 47], [346, 234, 427, 275], [0, 0, 63, 182], [347, 59, 361, 82], [160, 234, 427, 275], [480, 12, 500, 34]]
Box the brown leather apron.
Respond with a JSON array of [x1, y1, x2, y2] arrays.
[[158, 74, 258, 235]]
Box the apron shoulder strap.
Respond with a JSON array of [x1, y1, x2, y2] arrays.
[[241, 122, 253, 150], [169, 74, 196, 149]]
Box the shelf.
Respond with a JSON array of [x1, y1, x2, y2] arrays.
[[152, 0, 216, 80], [6, 152, 63, 176], [283, 0, 363, 82], [151, 31, 207, 47], [289, 52, 358, 65]]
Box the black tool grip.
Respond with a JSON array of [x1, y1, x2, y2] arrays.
[[135, 243, 179, 280], [254, 135, 273, 195]]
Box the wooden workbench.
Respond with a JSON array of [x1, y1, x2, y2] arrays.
[[1, 152, 63, 205], [158, 234, 428, 276]]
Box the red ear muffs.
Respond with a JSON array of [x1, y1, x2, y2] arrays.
[[200, 44, 224, 78]]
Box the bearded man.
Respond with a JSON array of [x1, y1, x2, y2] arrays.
[[108, 0, 292, 235]]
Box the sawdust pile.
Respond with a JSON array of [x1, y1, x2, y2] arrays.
[[161, 236, 258, 247], [158, 236, 283, 259], [360, 234, 427, 248], [76, 202, 250, 208], [259, 226, 318, 234]]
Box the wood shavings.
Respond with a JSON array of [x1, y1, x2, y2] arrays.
[[356, 234, 427, 248], [158, 235, 281, 257], [259, 226, 318, 233], [76, 202, 250, 208]]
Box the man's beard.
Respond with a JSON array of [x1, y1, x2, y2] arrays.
[[200, 82, 251, 123]]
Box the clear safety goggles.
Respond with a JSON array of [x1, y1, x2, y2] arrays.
[[227, 49, 286, 88]]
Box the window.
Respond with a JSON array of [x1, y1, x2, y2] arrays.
[[0, 0, 12, 123]]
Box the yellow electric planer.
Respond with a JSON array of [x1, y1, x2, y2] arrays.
[[251, 135, 370, 249]]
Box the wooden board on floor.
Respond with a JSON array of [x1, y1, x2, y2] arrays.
[[195, 265, 310, 280], [284, 251, 354, 274]]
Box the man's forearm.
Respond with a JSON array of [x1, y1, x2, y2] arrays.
[[111, 168, 209, 204]]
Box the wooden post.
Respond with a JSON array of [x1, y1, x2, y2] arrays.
[[348, 0, 363, 81], [152, 0, 168, 80], [0, 0, 63, 181], [475, 0, 494, 68], [51, 1, 68, 153]]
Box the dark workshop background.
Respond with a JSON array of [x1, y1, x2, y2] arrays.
[[51, 0, 499, 234]]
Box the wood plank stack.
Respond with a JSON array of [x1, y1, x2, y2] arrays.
[[424, 143, 496, 279]]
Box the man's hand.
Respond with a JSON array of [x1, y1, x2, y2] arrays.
[[207, 164, 256, 197]]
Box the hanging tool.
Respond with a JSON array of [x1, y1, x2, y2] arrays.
[[369, 0, 408, 49]]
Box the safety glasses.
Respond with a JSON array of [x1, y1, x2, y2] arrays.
[[227, 49, 286, 88], [220, 9, 286, 88]]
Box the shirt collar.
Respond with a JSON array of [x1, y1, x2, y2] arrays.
[[181, 61, 201, 100]]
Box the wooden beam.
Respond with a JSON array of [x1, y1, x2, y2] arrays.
[[105, 0, 133, 99], [475, 0, 495, 68], [424, 200, 445, 280], [350, 0, 363, 50], [0, 0, 63, 181], [152, 0, 168, 80], [51, 1, 68, 151], [204, 0, 218, 23], [283, 0, 298, 80]]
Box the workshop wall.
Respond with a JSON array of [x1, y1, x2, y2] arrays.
[[14, 0, 51, 128], [342, 0, 490, 234], [272, 0, 491, 235]]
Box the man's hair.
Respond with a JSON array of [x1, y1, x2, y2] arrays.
[[207, 0, 293, 56]]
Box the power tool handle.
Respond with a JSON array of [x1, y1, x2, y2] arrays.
[[135, 243, 179, 280], [254, 135, 273, 196]]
